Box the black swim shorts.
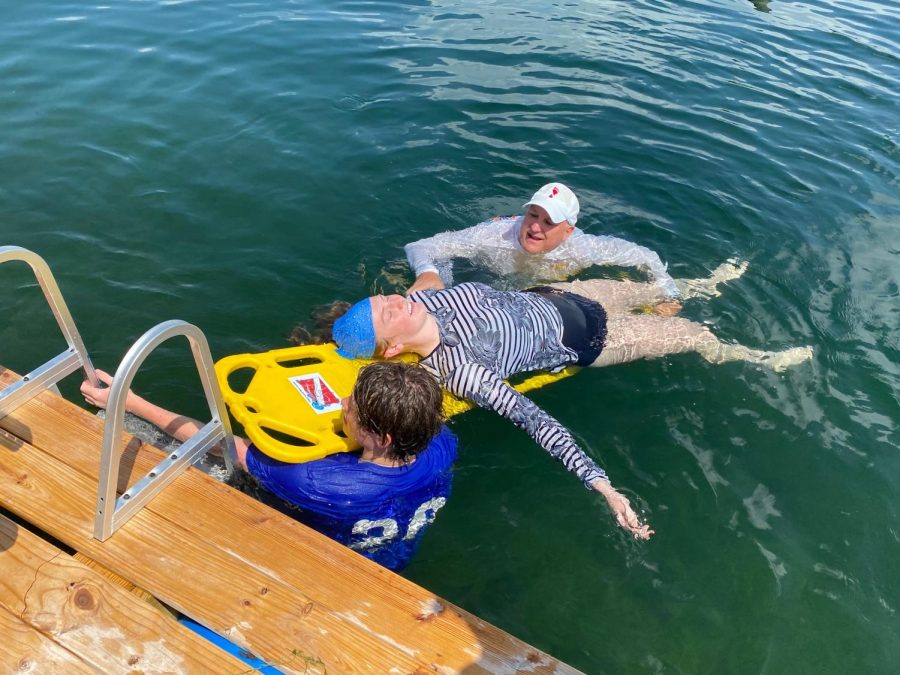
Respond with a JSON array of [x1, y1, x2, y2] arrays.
[[526, 286, 608, 366]]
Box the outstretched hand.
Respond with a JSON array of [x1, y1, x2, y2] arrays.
[[592, 479, 654, 540]]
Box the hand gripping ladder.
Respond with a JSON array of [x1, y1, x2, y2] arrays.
[[94, 320, 237, 540], [0, 245, 100, 417]]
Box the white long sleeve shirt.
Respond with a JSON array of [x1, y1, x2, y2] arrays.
[[404, 215, 679, 296]]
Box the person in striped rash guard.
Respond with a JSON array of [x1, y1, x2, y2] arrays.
[[332, 281, 813, 539]]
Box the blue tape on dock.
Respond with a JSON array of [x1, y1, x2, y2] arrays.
[[179, 617, 282, 673]]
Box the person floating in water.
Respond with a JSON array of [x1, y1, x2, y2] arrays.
[[81, 361, 456, 571], [331, 281, 813, 540]]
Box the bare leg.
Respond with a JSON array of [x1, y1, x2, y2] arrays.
[[549, 258, 750, 314], [592, 314, 813, 372], [547, 279, 668, 315]]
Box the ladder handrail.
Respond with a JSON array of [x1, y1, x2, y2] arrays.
[[94, 319, 236, 541], [0, 245, 99, 418]]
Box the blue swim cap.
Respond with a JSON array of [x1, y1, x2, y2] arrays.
[[333, 298, 376, 359]]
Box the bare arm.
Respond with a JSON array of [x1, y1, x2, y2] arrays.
[[81, 369, 251, 470]]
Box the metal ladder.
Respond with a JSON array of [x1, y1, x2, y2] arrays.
[[94, 319, 236, 540], [1, 245, 236, 541], [0, 245, 100, 416]]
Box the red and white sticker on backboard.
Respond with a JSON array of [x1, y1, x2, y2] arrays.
[[289, 373, 342, 414]]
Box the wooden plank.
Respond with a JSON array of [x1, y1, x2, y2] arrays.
[[0, 428, 427, 673], [0, 606, 94, 673], [0, 512, 249, 672], [0, 367, 576, 673], [71, 551, 178, 620]]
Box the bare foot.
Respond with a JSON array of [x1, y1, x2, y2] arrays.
[[758, 346, 814, 372], [703, 343, 814, 370], [676, 258, 749, 300]]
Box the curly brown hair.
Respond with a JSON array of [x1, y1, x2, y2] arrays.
[[352, 361, 443, 463]]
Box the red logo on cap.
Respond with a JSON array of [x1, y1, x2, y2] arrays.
[[548, 186, 559, 198]]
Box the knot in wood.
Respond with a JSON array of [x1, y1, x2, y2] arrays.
[[73, 587, 96, 610]]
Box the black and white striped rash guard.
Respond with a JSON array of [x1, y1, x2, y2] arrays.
[[411, 282, 608, 487]]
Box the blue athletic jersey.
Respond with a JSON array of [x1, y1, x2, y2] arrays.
[[245, 426, 457, 570]]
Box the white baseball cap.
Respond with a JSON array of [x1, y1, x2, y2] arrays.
[[523, 182, 579, 225]]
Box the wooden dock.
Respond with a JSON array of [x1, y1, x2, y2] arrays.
[[0, 366, 579, 673]]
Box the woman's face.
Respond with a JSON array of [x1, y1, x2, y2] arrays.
[[369, 294, 428, 346]]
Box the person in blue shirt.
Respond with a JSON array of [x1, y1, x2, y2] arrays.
[[81, 361, 457, 571]]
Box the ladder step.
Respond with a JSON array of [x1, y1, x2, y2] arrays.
[[0, 349, 81, 418]]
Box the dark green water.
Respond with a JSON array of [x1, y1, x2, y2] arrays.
[[1, 0, 898, 672]]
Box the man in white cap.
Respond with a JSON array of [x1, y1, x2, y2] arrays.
[[404, 182, 684, 299]]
